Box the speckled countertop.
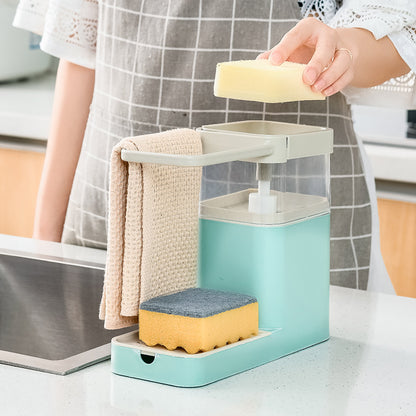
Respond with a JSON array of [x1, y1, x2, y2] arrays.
[[1, 284, 415, 416]]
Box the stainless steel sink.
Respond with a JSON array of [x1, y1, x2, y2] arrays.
[[0, 250, 135, 375]]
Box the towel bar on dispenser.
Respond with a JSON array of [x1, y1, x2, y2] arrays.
[[121, 142, 273, 167], [120, 120, 332, 166]]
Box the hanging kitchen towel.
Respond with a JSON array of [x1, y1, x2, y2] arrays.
[[99, 129, 202, 329]]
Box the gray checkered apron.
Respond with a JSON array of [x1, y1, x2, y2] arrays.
[[62, 0, 372, 290]]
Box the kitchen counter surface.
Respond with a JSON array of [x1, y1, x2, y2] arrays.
[[0, 72, 55, 140], [352, 105, 416, 187], [0, 233, 106, 267], [1, 285, 415, 416]]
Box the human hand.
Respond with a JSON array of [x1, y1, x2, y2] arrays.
[[257, 17, 356, 96]]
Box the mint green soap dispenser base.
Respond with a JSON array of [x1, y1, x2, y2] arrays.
[[198, 213, 331, 334], [111, 213, 330, 388]]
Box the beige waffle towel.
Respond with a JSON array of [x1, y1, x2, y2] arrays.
[[99, 129, 202, 329]]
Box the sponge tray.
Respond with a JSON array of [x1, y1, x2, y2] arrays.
[[113, 330, 272, 359]]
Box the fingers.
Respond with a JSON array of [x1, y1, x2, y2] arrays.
[[268, 22, 313, 66], [313, 50, 354, 95], [321, 69, 354, 96], [256, 51, 270, 60], [303, 37, 336, 85], [256, 18, 355, 95]]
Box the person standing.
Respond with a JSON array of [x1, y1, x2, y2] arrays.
[[13, 0, 415, 293]]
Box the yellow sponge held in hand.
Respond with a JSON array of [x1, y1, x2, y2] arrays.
[[214, 59, 325, 103], [139, 288, 258, 354]]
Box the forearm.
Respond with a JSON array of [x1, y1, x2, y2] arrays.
[[33, 59, 95, 241], [336, 27, 410, 88]]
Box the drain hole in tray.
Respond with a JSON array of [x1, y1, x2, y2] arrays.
[[140, 353, 155, 364]]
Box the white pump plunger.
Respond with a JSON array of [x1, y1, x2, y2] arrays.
[[248, 164, 277, 215]]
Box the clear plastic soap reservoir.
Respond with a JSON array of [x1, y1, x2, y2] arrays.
[[197, 120, 333, 331]]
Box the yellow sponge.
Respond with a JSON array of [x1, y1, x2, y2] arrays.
[[214, 59, 325, 103], [139, 288, 258, 354]]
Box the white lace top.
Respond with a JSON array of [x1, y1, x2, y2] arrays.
[[13, 0, 416, 105], [13, 0, 98, 69]]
